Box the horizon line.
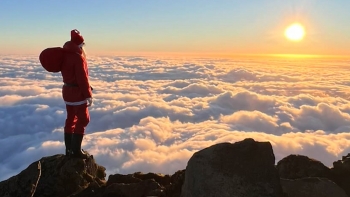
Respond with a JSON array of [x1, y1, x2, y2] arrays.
[[0, 52, 349, 59]]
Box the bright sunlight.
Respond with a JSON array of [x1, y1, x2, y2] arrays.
[[284, 23, 305, 41]]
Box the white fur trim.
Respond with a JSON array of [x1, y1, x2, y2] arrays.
[[79, 42, 85, 48]]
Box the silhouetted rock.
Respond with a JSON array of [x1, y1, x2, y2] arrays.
[[103, 179, 164, 197], [133, 172, 171, 187], [277, 154, 331, 179], [71, 181, 106, 197], [103, 172, 167, 197], [166, 170, 185, 197], [0, 153, 106, 197], [180, 138, 284, 197], [84, 171, 183, 197], [0, 160, 41, 197], [276, 153, 350, 197], [3, 139, 350, 197], [331, 153, 350, 197], [281, 177, 347, 197], [107, 174, 142, 186]]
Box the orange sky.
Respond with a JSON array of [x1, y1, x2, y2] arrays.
[[1, 1, 350, 57]]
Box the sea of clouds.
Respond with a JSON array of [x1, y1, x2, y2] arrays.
[[0, 55, 350, 181]]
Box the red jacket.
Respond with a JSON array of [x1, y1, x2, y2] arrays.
[[61, 41, 92, 104]]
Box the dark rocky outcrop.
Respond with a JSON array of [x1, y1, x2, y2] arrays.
[[72, 170, 185, 197], [2, 138, 350, 197], [167, 170, 186, 197], [181, 138, 284, 197], [277, 154, 332, 179], [101, 172, 168, 197], [0, 160, 42, 197], [277, 153, 350, 197], [0, 154, 106, 197], [280, 177, 347, 197], [101, 179, 164, 197], [331, 153, 350, 197]]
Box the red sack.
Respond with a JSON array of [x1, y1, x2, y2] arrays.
[[39, 47, 65, 73]]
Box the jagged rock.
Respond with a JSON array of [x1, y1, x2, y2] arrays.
[[281, 177, 348, 197], [277, 154, 331, 179], [103, 179, 164, 197], [331, 154, 350, 197], [166, 170, 185, 197], [71, 181, 106, 197], [180, 138, 284, 197], [106, 172, 171, 187], [0, 153, 106, 197], [74, 170, 185, 197], [107, 174, 142, 186], [133, 172, 171, 186], [276, 154, 350, 196], [0, 160, 41, 197]]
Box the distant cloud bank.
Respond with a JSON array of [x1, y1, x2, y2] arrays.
[[0, 55, 349, 181]]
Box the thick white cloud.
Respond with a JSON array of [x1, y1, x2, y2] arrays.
[[0, 55, 349, 181]]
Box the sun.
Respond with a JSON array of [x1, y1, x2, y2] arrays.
[[284, 23, 305, 41]]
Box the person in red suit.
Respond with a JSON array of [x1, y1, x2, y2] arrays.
[[61, 29, 92, 158]]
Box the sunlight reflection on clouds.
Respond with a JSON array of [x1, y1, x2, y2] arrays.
[[0, 55, 349, 181]]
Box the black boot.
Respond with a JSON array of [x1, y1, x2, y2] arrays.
[[71, 133, 89, 159], [64, 133, 73, 156]]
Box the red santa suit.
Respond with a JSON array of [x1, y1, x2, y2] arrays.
[[61, 30, 92, 135]]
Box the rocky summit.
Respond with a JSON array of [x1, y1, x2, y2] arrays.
[[1, 138, 350, 197], [0, 154, 106, 197]]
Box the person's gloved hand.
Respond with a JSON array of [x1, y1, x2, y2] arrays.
[[86, 98, 93, 107]]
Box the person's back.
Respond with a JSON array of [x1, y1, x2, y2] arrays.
[[61, 39, 91, 105], [61, 41, 81, 85]]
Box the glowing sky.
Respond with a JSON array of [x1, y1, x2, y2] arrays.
[[1, 0, 350, 182], [1, 0, 350, 56]]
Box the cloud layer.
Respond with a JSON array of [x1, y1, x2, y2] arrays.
[[0, 55, 350, 181]]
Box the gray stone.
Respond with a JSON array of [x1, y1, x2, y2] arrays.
[[277, 154, 331, 179], [281, 177, 348, 197], [180, 138, 284, 197], [0, 154, 106, 197]]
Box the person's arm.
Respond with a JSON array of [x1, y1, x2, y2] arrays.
[[75, 57, 92, 99]]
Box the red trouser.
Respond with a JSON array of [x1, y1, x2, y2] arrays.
[[64, 103, 90, 135]]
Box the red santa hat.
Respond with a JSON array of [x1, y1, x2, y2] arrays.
[[70, 29, 84, 46]]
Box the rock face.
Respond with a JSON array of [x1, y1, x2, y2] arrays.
[[277, 154, 331, 179], [72, 170, 186, 197], [277, 153, 350, 197], [0, 160, 42, 197], [280, 177, 348, 197], [0, 154, 106, 197], [331, 154, 350, 197], [180, 138, 284, 197]]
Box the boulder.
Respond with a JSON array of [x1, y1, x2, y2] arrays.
[[281, 177, 347, 197], [0, 160, 41, 197], [331, 153, 350, 197], [276, 154, 350, 197], [103, 179, 164, 197], [74, 170, 186, 197], [166, 170, 186, 197], [180, 138, 284, 197], [133, 172, 171, 187], [0, 154, 106, 197], [277, 154, 331, 179], [107, 174, 142, 186]]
